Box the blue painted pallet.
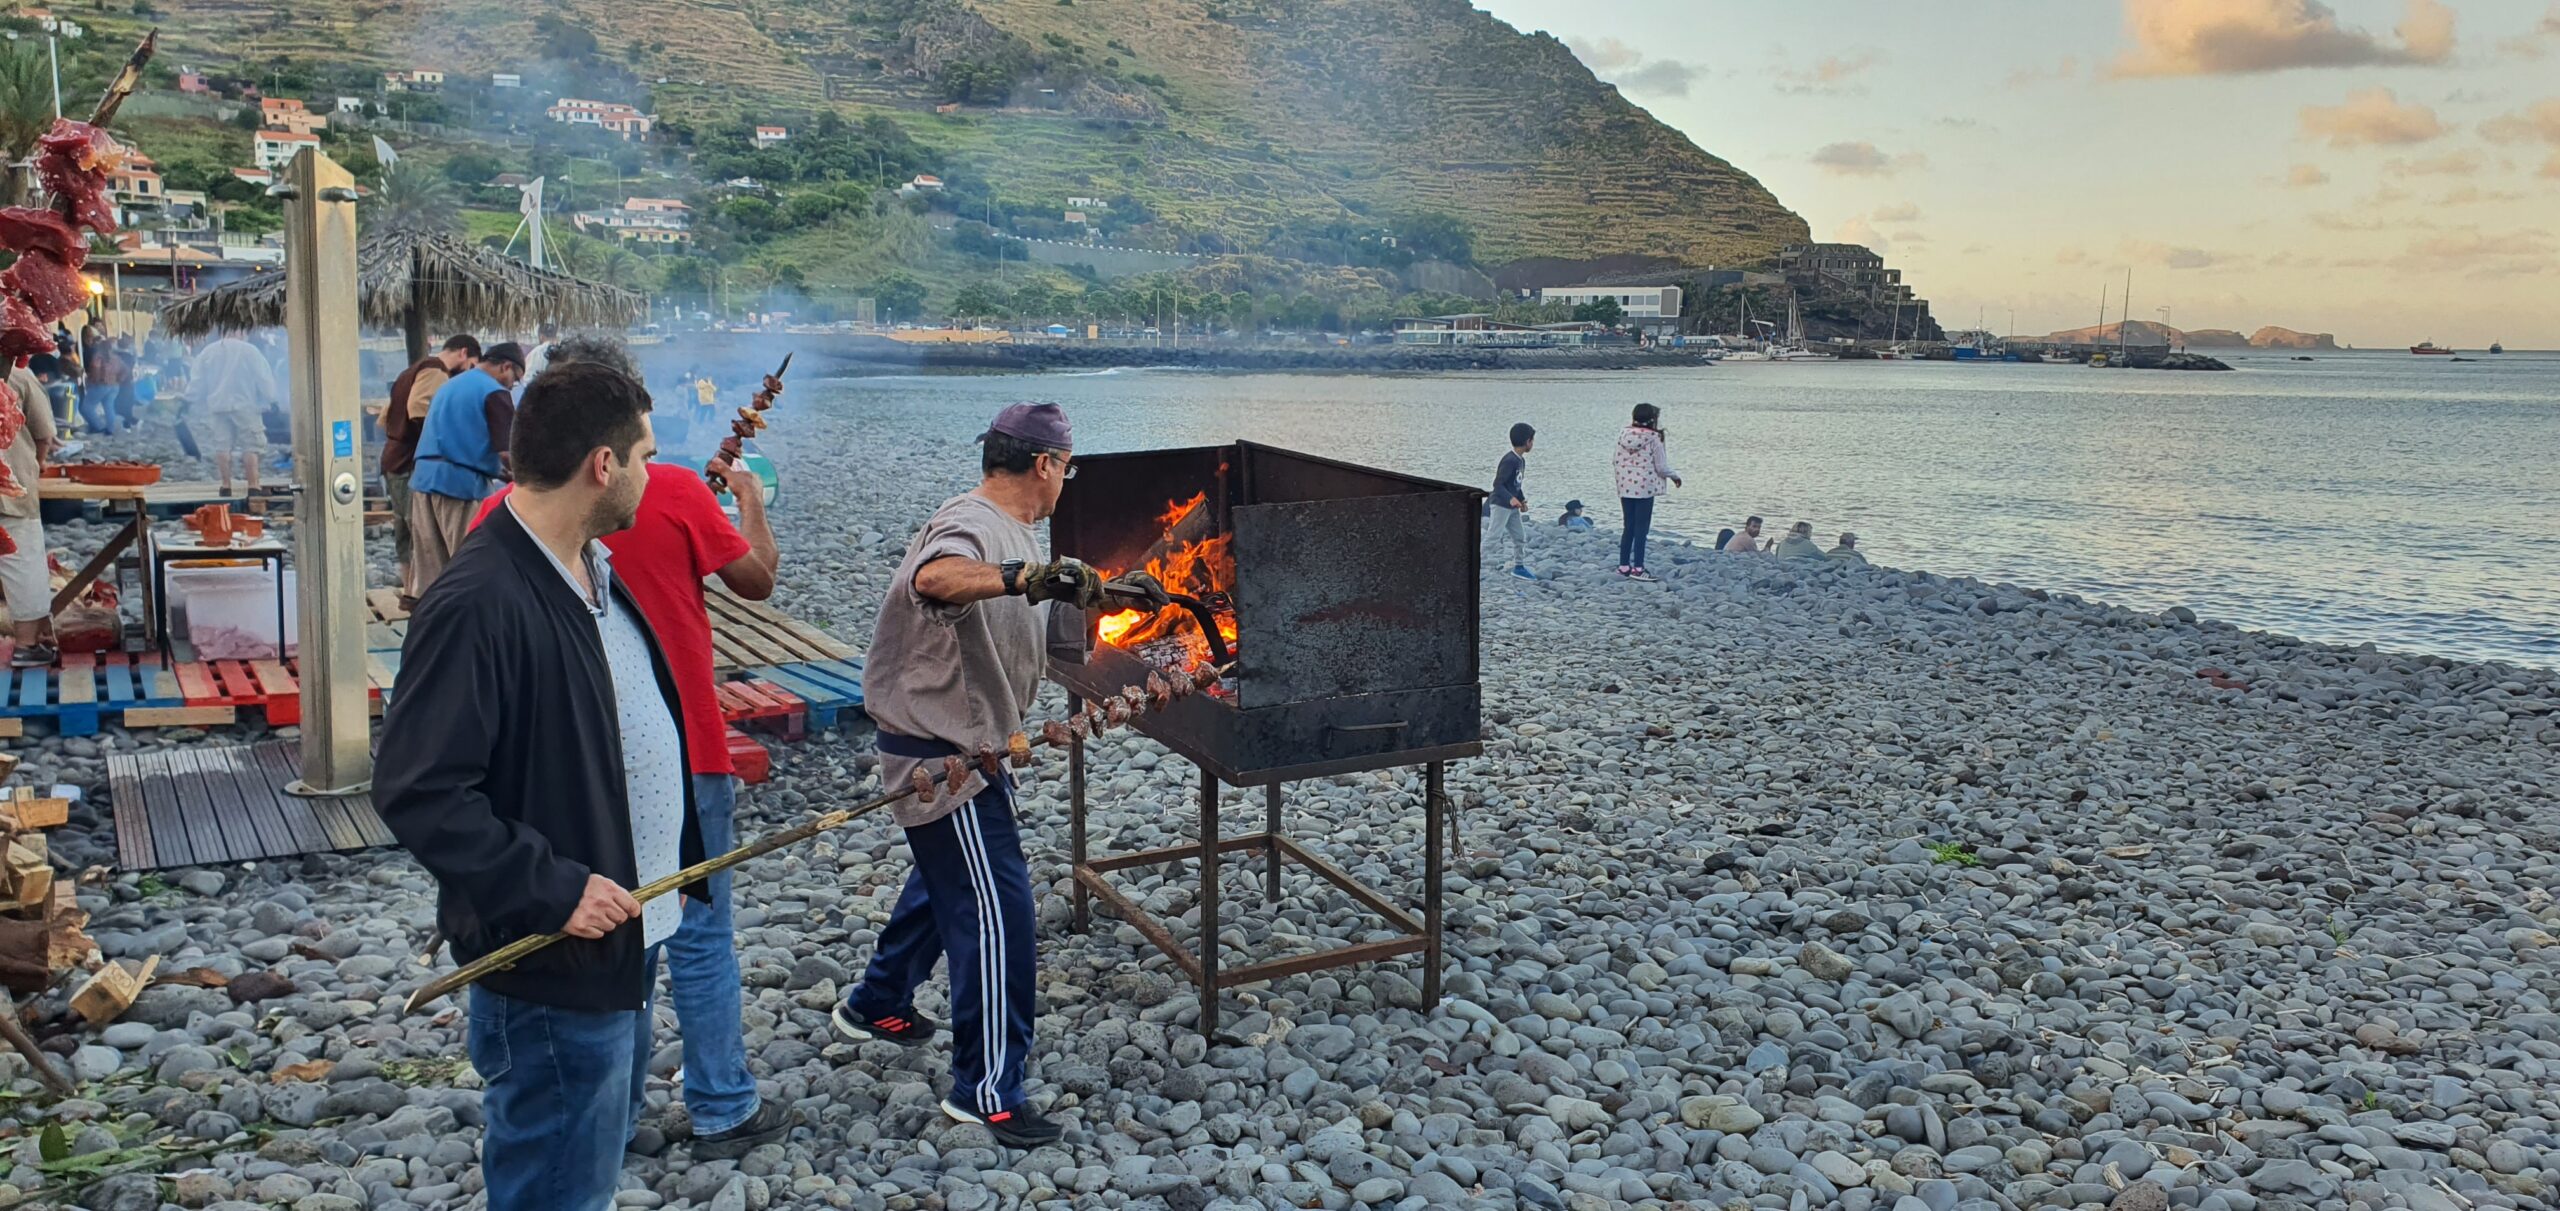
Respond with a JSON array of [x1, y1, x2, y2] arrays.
[[747, 658, 864, 730], [0, 653, 186, 737]]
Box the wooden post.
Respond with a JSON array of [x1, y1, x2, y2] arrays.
[[283, 149, 371, 795]]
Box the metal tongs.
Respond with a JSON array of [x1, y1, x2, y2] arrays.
[[1102, 582, 1234, 667]]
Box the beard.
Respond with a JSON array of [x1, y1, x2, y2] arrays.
[[584, 476, 646, 537]]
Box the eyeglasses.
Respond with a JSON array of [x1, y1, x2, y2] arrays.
[[1046, 453, 1077, 479]]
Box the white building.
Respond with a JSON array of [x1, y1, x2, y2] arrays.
[[1536, 284, 1684, 319], [491, 73, 522, 89], [334, 95, 366, 115], [252, 130, 321, 170], [548, 98, 656, 140], [754, 125, 788, 147]]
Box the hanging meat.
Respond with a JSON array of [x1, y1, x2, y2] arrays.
[[35, 120, 124, 235], [3, 250, 89, 326], [0, 295, 53, 364]]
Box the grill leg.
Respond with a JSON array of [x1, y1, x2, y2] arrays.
[[1264, 782, 1283, 901], [1068, 694, 1088, 933], [1198, 762, 1220, 1038], [1423, 760, 1444, 1008]]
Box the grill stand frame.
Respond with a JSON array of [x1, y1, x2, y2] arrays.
[[1065, 693, 1454, 1039]]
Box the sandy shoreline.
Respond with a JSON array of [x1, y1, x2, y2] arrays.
[[1, 410, 2554, 1211]]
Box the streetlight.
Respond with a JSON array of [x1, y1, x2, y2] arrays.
[[2156, 305, 2173, 348]]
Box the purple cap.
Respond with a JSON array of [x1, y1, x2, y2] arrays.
[[987, 402, 1072, 450]]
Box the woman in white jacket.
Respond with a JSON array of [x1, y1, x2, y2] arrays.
[[1611, 403, 1680, 580]]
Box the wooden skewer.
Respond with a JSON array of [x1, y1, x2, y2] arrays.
[[399, 674, 1206, 1015], [0, 989, 75, 1097]]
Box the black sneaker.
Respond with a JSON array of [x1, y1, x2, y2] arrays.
[[832, 1002, 939, 1047], [941, 1098, 1063, 1148], [690, 1101, 795, 1159], [9, 643, 56, 669]]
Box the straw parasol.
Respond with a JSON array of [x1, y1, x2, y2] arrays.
[[158, 227, 644, 363]]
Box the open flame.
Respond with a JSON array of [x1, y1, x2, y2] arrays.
[[1096, 492, 1239, 669]]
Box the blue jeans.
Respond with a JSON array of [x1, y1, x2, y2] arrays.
[[645, 773, 759, 1135], [845, 768, 1036, 1115], [77, 385, 117, 436], [1619, 496, 1655, 568], [467, 984, 648, 1211]]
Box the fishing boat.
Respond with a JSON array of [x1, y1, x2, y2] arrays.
[[2489, 341, 2504, 354], [2410, 341, 2456, 355]]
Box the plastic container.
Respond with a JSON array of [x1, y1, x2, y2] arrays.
[[171, 566, 297, 660]]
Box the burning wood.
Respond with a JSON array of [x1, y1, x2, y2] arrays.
[[1094, 492, 1239, 681]]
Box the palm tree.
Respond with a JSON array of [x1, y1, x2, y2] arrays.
[[595, 245, 641, 290], [0, 42, 56, 207], [370, 159, 460, 236]]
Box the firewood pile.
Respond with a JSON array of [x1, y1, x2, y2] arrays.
[[0, 759, 92, 999]]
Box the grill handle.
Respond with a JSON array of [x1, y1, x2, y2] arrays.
[[1326, 720, 1409, 737]]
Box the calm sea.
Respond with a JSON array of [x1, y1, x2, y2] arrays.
[[799, 350, 2560, 670]]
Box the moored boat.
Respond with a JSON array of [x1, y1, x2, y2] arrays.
[[2410, 341, 2455, 355]]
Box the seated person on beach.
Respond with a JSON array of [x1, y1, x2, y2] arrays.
[[1775, 521, 1826, 559], [1558, 500, 1594, 529], [1829, 532, 1868, 565], [1724, 516, 1769, 553]]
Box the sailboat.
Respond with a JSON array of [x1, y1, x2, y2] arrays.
[[1722, 295, 1772, 361], [1767, 294, 1837, 361], [1877, 295, 1914, 359]]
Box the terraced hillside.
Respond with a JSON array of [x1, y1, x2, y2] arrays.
[[109, 0, 1807, 271]]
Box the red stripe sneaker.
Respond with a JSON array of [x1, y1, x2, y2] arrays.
[[942, 1098, 1063, 1148], [832, 1001, 938, 1047]]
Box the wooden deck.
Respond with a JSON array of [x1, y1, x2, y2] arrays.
[[105, 741, 393, 871]]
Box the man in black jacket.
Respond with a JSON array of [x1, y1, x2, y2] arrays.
[[377, 361, 711, 1211]]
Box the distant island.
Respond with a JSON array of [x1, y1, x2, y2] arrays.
[[2041, 321, 2338, 351]]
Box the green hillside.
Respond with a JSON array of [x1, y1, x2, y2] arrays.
[[46, 0, 1808, 316]]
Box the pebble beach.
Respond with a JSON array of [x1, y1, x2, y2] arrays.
[[5, 401, 2559, 1211]]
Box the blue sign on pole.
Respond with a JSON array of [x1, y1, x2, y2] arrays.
[[332, 420, 354, 459]]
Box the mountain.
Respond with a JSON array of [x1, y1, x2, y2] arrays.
[[2042, 320, 2339, 350], [117, 0, 1807, 273], [2248, 326, 2338, 350]]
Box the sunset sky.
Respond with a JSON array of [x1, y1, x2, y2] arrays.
[[1474, 0, 2560, 348]]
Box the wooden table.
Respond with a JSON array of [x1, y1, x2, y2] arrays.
[[38, 479, 246, 619]]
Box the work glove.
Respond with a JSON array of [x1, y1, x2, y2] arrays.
[[1017, 557, 1108, 610], [1104, 570, 1172, 612]]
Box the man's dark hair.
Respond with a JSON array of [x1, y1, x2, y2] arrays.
[[981, 430, 1056, 476], [481, 341, 528, 370], [1509, 422, 1535, 447], [545, 334, 640, 379], [440, 334, 481, 358], [1746, 515, 1763, 526], [512, 361, 653, 490]]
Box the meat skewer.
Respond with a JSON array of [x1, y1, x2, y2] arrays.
[[703, 353, 791, 491]]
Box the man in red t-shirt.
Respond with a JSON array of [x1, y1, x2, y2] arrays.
[[472, 346, 785, 1156]]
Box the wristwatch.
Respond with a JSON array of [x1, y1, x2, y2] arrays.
[[1000, 559, 1027, 596]]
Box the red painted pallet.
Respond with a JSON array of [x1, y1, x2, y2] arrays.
[[715, 679, 807, 742], [160, 657, 392, 728], [725, 728, 772, 784]]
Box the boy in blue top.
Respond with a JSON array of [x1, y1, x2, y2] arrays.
[[408, 341, 527, 601], [1491, 422, 1534, 580]]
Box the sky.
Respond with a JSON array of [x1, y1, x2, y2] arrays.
[[1474, 0, 2560, 348]]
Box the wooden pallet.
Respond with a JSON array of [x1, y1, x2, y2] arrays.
[[0, 653, 188, 737], [706, 588, 855, 675], [105, 740, 394, 870], [726, 728, 772, 784], [715, 679, 807, 742], [746, 659, 863, 730]]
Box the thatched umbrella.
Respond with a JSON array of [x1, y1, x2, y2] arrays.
[[158, 228, 644, 363]]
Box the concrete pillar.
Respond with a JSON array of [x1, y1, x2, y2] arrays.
[[282, 148, 371, 794]]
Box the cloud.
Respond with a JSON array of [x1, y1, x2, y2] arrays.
[[2503, 5, 2560, 57], [2123, 239, 2241, 269], [1810, 141, 1927, 176], [1619, 60, 1702, 97], [2054, 246, 2090, 265], [2111, 0, 2457, 76], [2545, 153, 2560, 179], [1872, 202, 1923, 222], [2385, 150, 2482, 176], [2284, 162, 2331, 186], [2006, 56, 2081, 88], [2396, 227, 2560, 278], [2298, 88, 2447, 147], [1567, 35, 1706, 97], [2482, 98, 2560, 146], [1778, 51, 1884, 94], [1564, 36, 1643, 70], [2434, 185, 2527, 205], [1834, 217, 1887, 251]]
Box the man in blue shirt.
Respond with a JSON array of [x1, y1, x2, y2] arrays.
[[408, 341, 526, 601]]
